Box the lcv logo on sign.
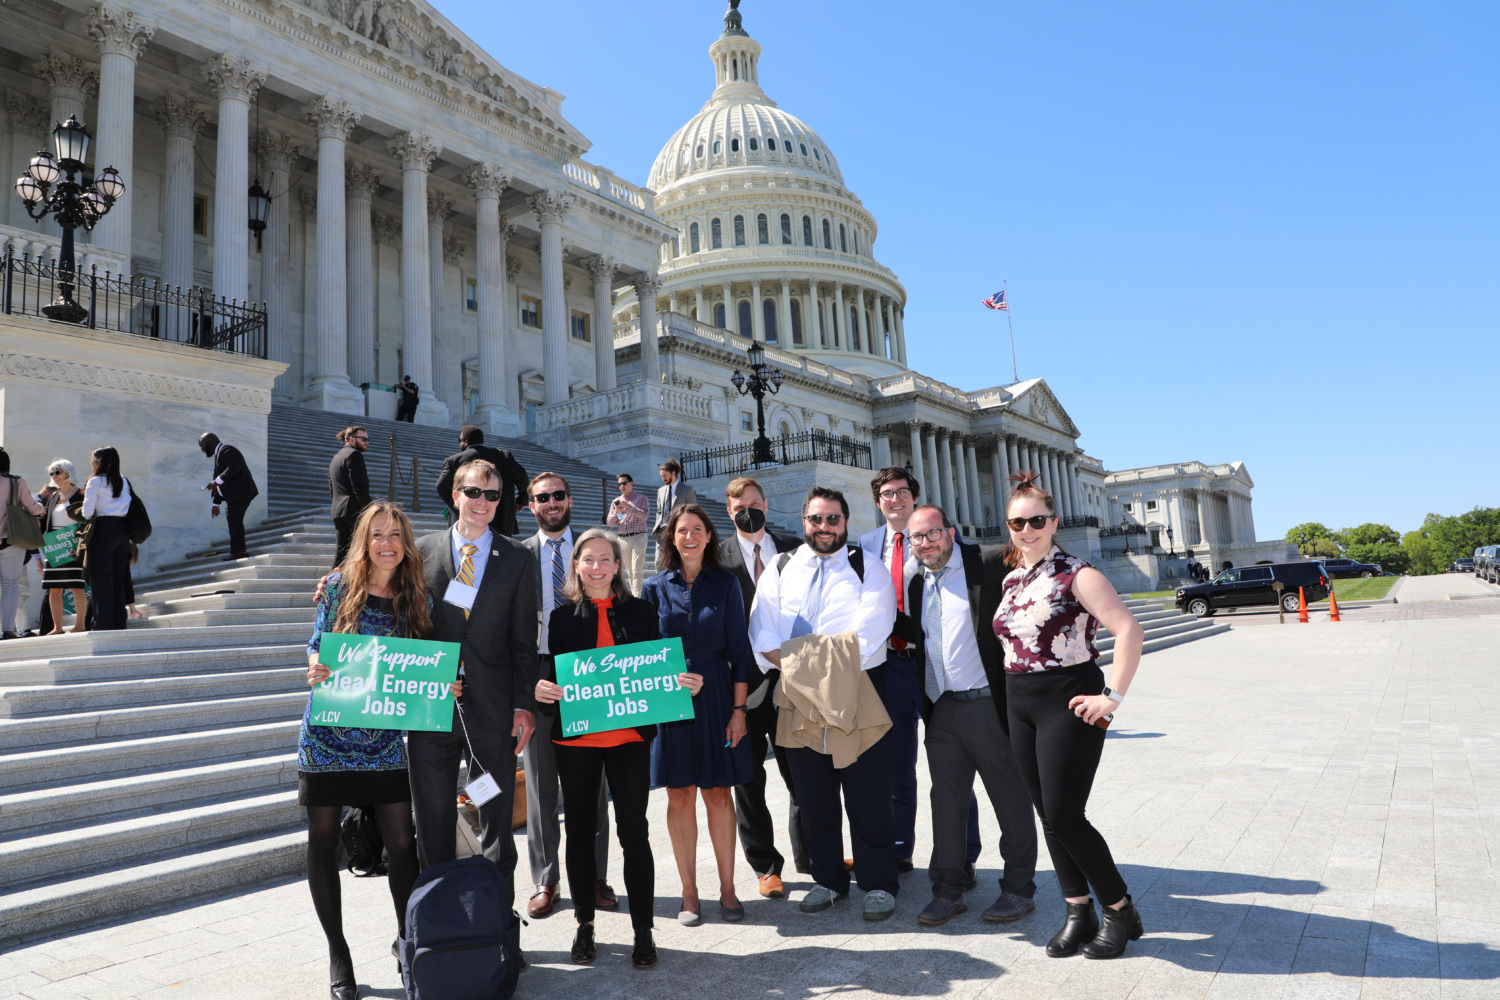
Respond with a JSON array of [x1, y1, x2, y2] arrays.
[[556, 637, 695, 736], [309, 633, 462, 732]]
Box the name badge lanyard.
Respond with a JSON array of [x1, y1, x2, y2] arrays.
[[453, 697, 503, 806]]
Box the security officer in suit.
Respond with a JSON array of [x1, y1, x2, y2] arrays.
[[434, 425, 528, 536], [327, 426, 371, 568], [717, 476, 805, 898], [652, 459, 697, 537], [409, 457, 538, 911], [198, 432, 258, 561]]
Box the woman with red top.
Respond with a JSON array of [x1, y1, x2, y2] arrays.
[[993, 472, 1147, 960], [535, 528, 695, 969]]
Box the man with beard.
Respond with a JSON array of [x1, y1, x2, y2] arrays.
[[902, 504, 1037, 927], [749, 486, 899, 921], [520, 472, 615, 918], [327, 426, 371, 567]]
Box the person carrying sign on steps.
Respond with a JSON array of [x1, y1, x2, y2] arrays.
[[37, 458, 86, 635], [642, 503, 754, 926], [535, 527, 667, 969], [303, 502, 443, 1000]]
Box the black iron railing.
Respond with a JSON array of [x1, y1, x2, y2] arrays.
[[1099, 524, 1148, 538], [2, 245, 267, 358], [680, 431, 872, 481]]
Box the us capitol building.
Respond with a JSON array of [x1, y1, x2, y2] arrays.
[[0, 0, 1288, 584]]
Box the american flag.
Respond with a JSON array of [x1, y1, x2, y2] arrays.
[[982, 289, 1008, 311]]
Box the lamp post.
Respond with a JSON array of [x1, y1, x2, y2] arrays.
[[730, 340, 784, 466], [12, 116, 124, 323], [1166, 524, 1175, 557], [1121, 515, 1132, 556]]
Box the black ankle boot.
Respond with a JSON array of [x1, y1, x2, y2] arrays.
[[1082, 895, 1144, 959], [631, 929, 658, 968], [571, 922, 596, 963], [1046, 899, 1100, 958]]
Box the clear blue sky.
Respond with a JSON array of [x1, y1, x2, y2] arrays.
[[435, 1, 1498, 541]]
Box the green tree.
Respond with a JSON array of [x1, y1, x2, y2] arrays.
[[1426, 507, 1500, 570], [1346, 542, 1410, 576], [1402, 530, 1436, 575], [1337, 523, 1400, 548], [1286, 522, 1337, 556]]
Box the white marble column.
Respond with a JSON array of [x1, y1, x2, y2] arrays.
[[301, 96, 361, 413], [989, 437, 1008, 525], [86, 6, 153, 268], [425, 191, 454, 411], [907, 420, 926, 488], [1046, 450, 1063, 514], [634, 272, 662, 385], [923, 427, 942, 513], [870, 294, 885, 357], [950, 434, 971, 524], [530, 190, 574, 405], [750, 278, 765, 341], [152, 94, 205, 295], [720, 280, 734, 331], [694, 285, 705, 324], [964, 436, 983, 524], [387, 132, 446, 424], [465, 163, 517, 434], [257, 130, 301, 402], [936, 430, 958, 518], [35, 52, 96, 134], [833, 283, 846, 349], [345, 161, 379, 391], [1066, 459, 1082, 521], [204, 54, 264, 307], [1026, 442, 1041, 481], [778, 278, 792, 346], [6, 95, 50, 231], [873, 428, 892, 469], [1005, 437, 1020, 485], [808, 280, 822, 348], [586, 254, 618, 391], [893, 303, 908, 366]]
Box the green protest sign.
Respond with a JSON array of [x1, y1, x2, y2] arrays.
[[555, 637, 695, 737], [310, 632, 462, 732], [41, 525, 79, 567]]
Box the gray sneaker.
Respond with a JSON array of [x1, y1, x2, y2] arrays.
[[863, 889, 897, 921], [981, 892, 1036, 923], [799, 885, 849, 913], [917, 894, 967, 926]]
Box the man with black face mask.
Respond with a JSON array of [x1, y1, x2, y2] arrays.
[[717, 477, 804, 899]]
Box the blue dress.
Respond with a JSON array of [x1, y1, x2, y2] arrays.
[[642, 565, 755, 789], [297, 574, 431, 806]]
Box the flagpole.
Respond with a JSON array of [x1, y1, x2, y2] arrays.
[[1005, 279, 1018, 383]]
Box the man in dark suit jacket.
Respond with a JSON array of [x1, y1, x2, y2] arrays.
[[434, 426, 528, 536], [410, 457, 539, 910], [900, 504, 1037, 928], [395, 374, 419, 421], [652, 459, 697, 536], [327, 426, 371, 568], [198, 433, 258, 561], [718, 476, 805, 898]]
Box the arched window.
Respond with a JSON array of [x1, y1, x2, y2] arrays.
[[802, 215, 813, 246], [695, 144, 704, 158], [711, 217, 723, 249], [733, 215, 746, 246], [839, 224, 847, 253], [713, 139, 721, 155], [670, 236, 679, 259], [767, 138, 776, 151], [800, 143, 808, 156], [822, 219, 832, 249], [814, 148, 821, 160], [763, 299, 778, 343], [689, 222, 700, 254], [732, 58, 738, 80], [714, 303, 726, 328], [780, 213, 792, 244], [756, 213, 769, 244], [779, 421, 790, 438], [790, 299, 803, 344], [731, 137, 740, 152], [737, 300, 752, 336], [850, 307, 861, 350], [748, 137, 758, 151], [853, 230, 859, 255]]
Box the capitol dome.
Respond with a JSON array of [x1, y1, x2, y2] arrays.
[[647, 89, 845, 190]]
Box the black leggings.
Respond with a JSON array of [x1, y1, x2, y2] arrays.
[[306, 803, 419, 962], [554, 740, 655, 931], [1005, 661, 1127, 906]]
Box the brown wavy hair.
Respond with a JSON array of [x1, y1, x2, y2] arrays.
[[332, 502, 433, 638], [657, 503, 723, 572], [1003, 470, 1067, 568]]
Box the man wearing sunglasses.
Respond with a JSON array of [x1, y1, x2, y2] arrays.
[[520, 472, 616, 918], [900, 504, 1037, 927], [435, 426, 528, 537]]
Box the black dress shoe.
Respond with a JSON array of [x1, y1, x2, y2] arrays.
[[570, 922, 596, 964], [1082, 895, 1143, 959], [1046, 899, 1100, 958], [329, 978, 358, 1000], [631, 929, 658, 968], [897, 858, 914, 875]]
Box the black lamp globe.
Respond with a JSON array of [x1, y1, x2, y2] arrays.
[[248, 178, 270, 234], [52, 116, 91, 170]]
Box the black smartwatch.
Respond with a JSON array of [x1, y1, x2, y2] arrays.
[[732, 704, 747, 713]]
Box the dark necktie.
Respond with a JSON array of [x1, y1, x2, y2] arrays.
[[753, 542, 765, 583], [891, 532, 907, 651]]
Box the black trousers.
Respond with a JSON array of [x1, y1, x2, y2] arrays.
[[1005, 661, 1127, 906], [554, 740, 654, 930], [225, 496, 251, 557], [88, 517, 131, 631], [785, 732, 899, 896], [734, 680, 808, 877], [333, 516, 356, 568]]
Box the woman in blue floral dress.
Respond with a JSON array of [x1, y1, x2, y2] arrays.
[[302, 501, 439, 1000]]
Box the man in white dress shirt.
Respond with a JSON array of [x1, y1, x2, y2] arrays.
[[750, 486, 900, 921]]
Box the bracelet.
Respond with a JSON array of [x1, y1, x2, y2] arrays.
[[732, 705, 747, 713]]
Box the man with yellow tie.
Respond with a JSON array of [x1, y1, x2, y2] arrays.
[[409, 459, 540, 913]]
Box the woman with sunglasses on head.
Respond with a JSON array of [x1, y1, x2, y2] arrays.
[[38, 459, 87, 634], [994, 471, 1146, 960]]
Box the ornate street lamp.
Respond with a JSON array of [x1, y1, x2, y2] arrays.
[[1121, 515, 1132, 556], [730, 340, 784, 465], [248, 179, 270, 234], [1166, 524, 1175, 556], [12, 115, 123, 322]]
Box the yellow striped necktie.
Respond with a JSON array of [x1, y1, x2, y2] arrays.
[[457, 543, 478, 618]]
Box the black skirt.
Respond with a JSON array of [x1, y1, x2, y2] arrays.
[[297, 768, 412, 807]]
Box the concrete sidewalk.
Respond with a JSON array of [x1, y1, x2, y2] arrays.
[[2, 612, 1498, 999]]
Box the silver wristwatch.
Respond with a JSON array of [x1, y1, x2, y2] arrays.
[[1102, 685, 1125, 704]]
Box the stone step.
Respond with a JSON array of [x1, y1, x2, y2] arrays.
[[0, 668, 305, 718], [1098, 619, 1231, 666], [135, 578, 321, 603], [0, 753, 298, 837], [134, 608, 314, 629], [0, 624, 310, 663], [1098, 615, 1220, 652], [0, 691, 307, 751], [130, 562, 330, 591], [0, 721, 302, 790], [0, 645, 305, 686], [142, 592, 313, 614]]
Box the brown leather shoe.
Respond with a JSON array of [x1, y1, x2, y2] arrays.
[[758, 874, 785, 898], [844, 859, 855, 871], [595, 879, 619, 910], [527, 885, 557, 918]]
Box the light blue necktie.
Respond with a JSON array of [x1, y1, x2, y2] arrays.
[[923, 568, 946, 702], [789, 559, 826, 638], [548, 538, 566, 611]]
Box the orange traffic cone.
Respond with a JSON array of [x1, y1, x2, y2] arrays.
[[1329, 590, 1341, 622], [1297, 587, 1309, 623]]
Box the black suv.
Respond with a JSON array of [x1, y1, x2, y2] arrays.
[[1320, 558, 1382, 579], [1176, 562, 1330, 617]]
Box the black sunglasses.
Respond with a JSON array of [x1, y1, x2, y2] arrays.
[[531, 490, 569, 504], [458, 487, 503, 502], [1007, 515, 1055, 531], [803, 513, 845, 526]]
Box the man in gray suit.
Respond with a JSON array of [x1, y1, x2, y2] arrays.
[[409, 458, 538, 911], [652, 459, 697, 537], [519, 471, 615, 918]]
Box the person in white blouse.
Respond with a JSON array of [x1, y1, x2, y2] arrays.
[[748, 486, 899, 921], [80, 447, 134, 630], [0, 447, 45, 639]]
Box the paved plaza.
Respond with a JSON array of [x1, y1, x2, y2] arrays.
[[2, 583, 1498, 1000]]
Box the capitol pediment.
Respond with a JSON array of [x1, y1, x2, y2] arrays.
[[1007, 379, 1080, 437]]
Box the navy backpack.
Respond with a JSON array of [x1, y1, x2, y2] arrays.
[[401, 856, 520, 1000]]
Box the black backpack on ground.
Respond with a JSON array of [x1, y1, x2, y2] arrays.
[[401, 856, 520, 1000], [339, 806, 388, 877]]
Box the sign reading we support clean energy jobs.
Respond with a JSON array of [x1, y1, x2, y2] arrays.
[[310, 633, 461, 732], [555, 637, 695, 737]]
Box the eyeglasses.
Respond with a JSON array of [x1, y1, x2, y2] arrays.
[[458, 487, 503, 501], [48, 470, 66, 477], [909, 527, 948, 543], [532, 490, 569, 504], [803, 513, 844, 526], [878, 488, 913, 502], [1007, 515, 1056, 531]]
